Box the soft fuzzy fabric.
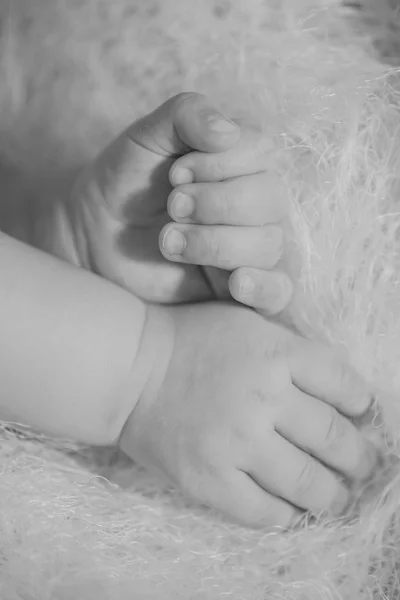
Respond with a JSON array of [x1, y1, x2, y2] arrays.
[[2, 0, 400, 598]]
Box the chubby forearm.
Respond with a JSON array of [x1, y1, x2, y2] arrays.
[[0, 232, 171, 445]]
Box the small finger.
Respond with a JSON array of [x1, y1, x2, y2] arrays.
[[169, 126, 275, 186], [229, 268, 293, 315], [275, 386, 377, 481], [168, 172, 287, 225], [246, 432, 349, 516], [288, 338, 374, 419], [159, 224, 283, 270]]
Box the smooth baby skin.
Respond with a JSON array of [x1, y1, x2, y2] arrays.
[[0, 88, 377, 527], [121, 301, 376, 528], [0, 228, 376, 528], [31, 91, 375, 525]]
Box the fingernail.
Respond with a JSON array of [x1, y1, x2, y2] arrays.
[[162, 228, 186, 255], [332, 487, 349, 517], [239, 275, 255, 297], [206, 113, 239, 134], [170, 167, 194, 186], [171, 193, 194, 219]]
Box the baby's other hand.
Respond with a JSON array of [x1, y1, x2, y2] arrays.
[[120, 303, 376, 528], [162, 117, 293, 314], [62, 92, 291, 311]]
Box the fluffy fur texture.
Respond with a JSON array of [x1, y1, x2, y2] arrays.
[[2, 0, 400, 597]]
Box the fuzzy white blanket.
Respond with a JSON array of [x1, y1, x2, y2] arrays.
[[1, 1, 400, 598]]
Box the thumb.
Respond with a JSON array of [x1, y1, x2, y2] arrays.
[[127, 92, 241, 156], [82, 93, 240, 219]]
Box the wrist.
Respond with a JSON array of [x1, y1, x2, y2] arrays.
[[117, 304, 175, 449]]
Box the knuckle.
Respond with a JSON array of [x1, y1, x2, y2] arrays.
[[264, 225, 282, 248], [293, 458, 317, 501], [208, 155, 228, 180], [203, 185, 229, 223], [261, 175, 288, 222], [178, 448, 220, 499], [333, 358, 351, 391], [216, 189, 230, 223], [271, 226, 284, 251], [206, 231, 223, 262], [232, 498, 267, 526], [332, 359, 369, 415], [323, 410, 346, 451], [261, 227, 283, 265]]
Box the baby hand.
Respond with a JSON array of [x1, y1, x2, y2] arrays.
[[120, 302, 376, 528], [61, 92, 291, 310], [162, 113, 293, 314]]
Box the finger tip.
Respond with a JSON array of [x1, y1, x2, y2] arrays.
[[228, 269, 251, 302], [158, 224, 172, 255], [169, 165, 194, 187], [229, 269, 294, 314], [228, 268, 240, 289], [166, 193, 179, 222], [174, 93, 241, 153]]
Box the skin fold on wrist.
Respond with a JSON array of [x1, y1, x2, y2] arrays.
[[118, 304, 175, 458]]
